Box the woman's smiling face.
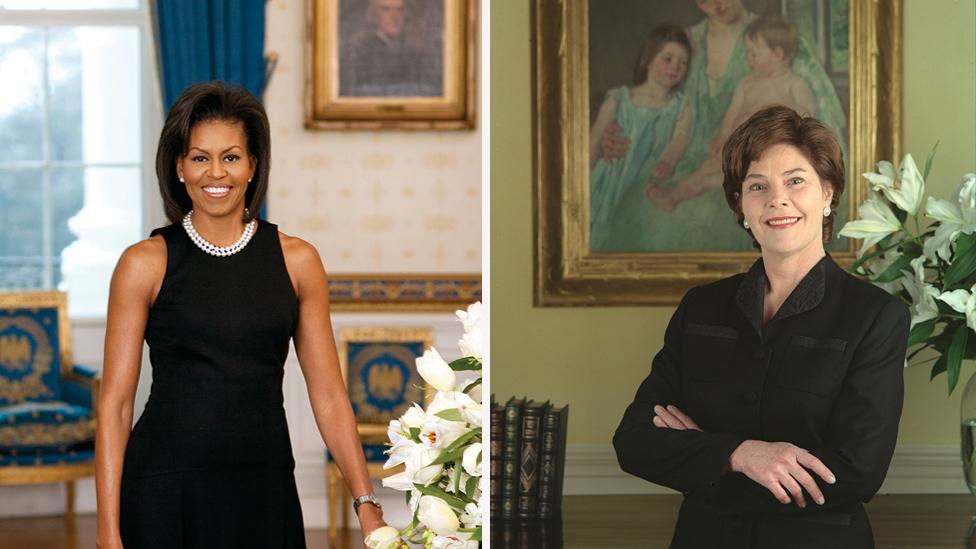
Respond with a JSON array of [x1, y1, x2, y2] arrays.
[[176, 119, 255, 218], [739, 143, 833, 260]]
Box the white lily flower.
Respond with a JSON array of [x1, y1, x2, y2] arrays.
[[430, 536, 477, 549], [381, 471, 416, 491], [400, 403, 427, 430], [455, 302, 483, 335], [938, 285, 976, 332], [924, 173, 976, 261], [863, 154, 925, 215], [428, 391, 482, 427], [901, 256, 940, 327], [420, 416, 468, 449], [839, 192, 902, 256], [458, 329, 483, 360], [865, 247, 903, 295]]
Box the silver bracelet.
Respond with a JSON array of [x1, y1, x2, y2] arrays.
[[353, 493, 382, 513]]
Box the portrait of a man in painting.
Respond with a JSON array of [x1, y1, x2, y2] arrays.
[[338, 0, 444, 97], [587, 0, 849, 253]]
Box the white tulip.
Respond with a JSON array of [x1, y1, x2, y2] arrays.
[[405, 445, 444, 486], [462, 443, 482, 477], [365, 526, 403, 549], [838, 192, 902, 257], [416, 348, 456, 392], [417, 495, 461, 536]]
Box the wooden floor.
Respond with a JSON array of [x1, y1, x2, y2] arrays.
[[493, 494, 976, 548], [0, 517, 366, 549], [2, 495, 976, 548]]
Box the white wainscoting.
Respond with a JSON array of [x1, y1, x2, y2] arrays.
[[561, 443, 968, 496], [0, 312, 464, 529]]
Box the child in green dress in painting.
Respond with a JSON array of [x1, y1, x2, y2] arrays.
[[588, 25, 693, 250], [647, 16, 819, 212]]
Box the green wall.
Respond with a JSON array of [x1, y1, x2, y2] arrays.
[[491, 1, 976, 445]]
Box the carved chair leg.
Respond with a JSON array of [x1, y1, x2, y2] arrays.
[[65, 480, 76, 518], [341, 482, 350, 533], [327, 465, 338, 541]]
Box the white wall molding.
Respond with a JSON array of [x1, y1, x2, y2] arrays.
[[562, 443, 968, 496]]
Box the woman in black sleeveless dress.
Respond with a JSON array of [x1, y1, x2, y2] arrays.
[[95, 82, 388, 548]]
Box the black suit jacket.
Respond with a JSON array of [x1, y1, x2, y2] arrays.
[[614, 256, 910, 549]]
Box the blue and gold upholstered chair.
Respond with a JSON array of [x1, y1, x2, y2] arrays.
[[326, 327, 433, 539], [0, 291, 100, 517]]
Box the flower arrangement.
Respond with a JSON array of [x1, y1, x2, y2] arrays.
[[840, 146, 976, 394], [365, 303, 484, 549]]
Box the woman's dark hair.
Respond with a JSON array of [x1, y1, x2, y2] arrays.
[[721, 105, 846, 248], [156, 81, 270, 224], [633, 25, 692, 85]]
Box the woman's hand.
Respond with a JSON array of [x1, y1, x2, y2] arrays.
[[729, 440, 836, 508], [651, 404, 702, 431], [600, 121, 631, 163], [358, 504, 388, 545]]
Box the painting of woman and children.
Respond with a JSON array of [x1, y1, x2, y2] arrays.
[[588, 0, 849, 253]]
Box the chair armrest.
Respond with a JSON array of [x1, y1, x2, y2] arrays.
[[63, 364, 101, 417]]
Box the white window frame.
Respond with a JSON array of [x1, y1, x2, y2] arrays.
[[0, 2, 165, 323]]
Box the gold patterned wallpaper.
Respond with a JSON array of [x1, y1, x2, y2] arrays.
[[263, 0, 482, 274]]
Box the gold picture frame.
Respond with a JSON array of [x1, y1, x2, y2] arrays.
[[327, 273, 481, 312], [337, 326, 434, 440], [533, 0, 902, 306], [305, 0, 477, 130]]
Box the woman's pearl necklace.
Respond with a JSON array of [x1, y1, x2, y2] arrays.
[[182, 210, 257, 257]]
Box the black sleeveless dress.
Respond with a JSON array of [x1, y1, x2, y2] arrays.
[[120, 220, 306, 549]]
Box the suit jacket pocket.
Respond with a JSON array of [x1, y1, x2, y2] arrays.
[[777, 335, 848, 397], [682, 323, 738, 381]]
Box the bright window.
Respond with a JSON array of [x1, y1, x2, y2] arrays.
[[0, 2, 156, 317]]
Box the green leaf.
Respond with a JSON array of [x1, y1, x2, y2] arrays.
[[900, 241, 924, 260], [430, 447, 466, 466], [946, 327, 969, 395], [471, 526, 482, 541], [464, 474, 479, 495], [924, 141, 940, 181], [462, 377, 482, 394], [894, 207, 908, 225], [454, 458, 463, 493], [443, 427, 482, 454], [449, 357, 482, 371], [414, 483, 470, 509], [931, 353, 948, 380], [872, 254, 913, 283], [944, 233, 976, 288], [435, 409, 465, 422], [409, 427, 421, 443], [850, 238, 902, 273], [907, 318, 937, 348]]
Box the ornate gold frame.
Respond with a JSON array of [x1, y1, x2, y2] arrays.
[[337, 326, 434, 439], [328, 273, 481, 312], [533, 0, 902, 306], [305, 0, 478, 130]]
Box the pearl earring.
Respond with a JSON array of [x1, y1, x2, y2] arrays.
[[743, 219, 750, 229], [179, 176, 184, 183], [823, 206, 831, 216]]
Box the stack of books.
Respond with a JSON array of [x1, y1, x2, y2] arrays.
[[489, 395, 569, 522]]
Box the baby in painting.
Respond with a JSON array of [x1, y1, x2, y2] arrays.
[[647, 15, 817, 211], [588, 25, 693, 249]]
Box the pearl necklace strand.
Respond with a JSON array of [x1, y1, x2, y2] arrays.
[[182, 210, 257, 257]]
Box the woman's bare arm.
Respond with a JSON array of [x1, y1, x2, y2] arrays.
[[280, 233, 386, 538], [95, 237, 165, 548]]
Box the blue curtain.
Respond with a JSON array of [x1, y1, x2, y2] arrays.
[[154, 0, 268, 111]]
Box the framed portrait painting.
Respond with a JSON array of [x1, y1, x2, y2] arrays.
[[533, 0, 901, 306], [305, 0, 477, 129]]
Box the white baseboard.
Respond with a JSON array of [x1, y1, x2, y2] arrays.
[[563, 443, 968, 495]]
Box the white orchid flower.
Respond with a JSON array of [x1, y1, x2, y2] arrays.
[[901, 256, 940, 327], [839, 192, 902, 257], [459, 502, 482, 529], [924, 173, 976, 261], [938, 284, 976, 332], [863, 154, 925, 215]]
